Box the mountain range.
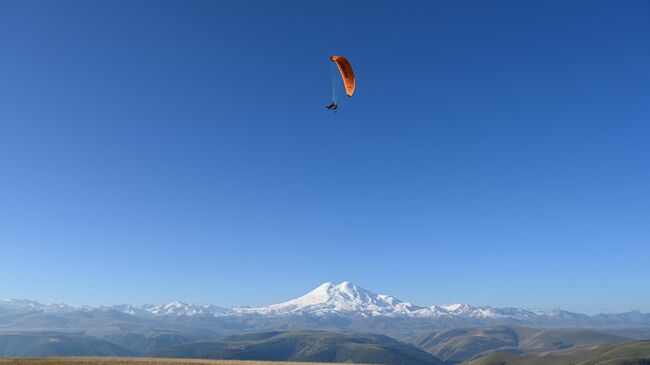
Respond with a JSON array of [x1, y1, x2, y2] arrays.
[[3, 281, 648, 330], [2, 282, 650, 363]]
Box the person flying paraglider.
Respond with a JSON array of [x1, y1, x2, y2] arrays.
[[325, 102, 338, 111], [326, 55, 355, 112]]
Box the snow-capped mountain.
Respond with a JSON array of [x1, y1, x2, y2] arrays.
[[107, 304, 153, 317], [233, 281, 422, 317], [0, 298, 225, 318], [3, 281, 649, 329], [141, 301, 226, 316], [1, 282, 532, 320], [233, 281, 538, 321], [0, 298, 72, 312]]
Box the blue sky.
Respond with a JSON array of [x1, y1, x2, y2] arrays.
[[1, 1, 649, 314]]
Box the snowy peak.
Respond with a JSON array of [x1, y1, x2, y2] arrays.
[[442, 303, 470, 313], [232, 282, 546, 320], [287, 281, 401, 309], [140, 301, 226, 316], [0, 299, 72, 312], [108, 304, 152, 317], [235, 281, 415, 317]]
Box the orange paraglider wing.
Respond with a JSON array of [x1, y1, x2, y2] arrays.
[[330, 55, 355, 97]]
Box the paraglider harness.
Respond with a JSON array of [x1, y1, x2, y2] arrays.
[[325, 102, 338, 111]]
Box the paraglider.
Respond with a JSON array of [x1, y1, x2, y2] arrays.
[[326, 55, 355, 112]]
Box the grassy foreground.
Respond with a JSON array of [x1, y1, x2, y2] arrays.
[[0, 359, 370, 365]]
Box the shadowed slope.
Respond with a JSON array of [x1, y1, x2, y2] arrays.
[[155, 330, 445, 365], [461, 340, 650, 365], [412, 326, 632, 363]]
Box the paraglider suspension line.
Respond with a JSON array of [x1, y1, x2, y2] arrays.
[[331, 61, 339, 105]]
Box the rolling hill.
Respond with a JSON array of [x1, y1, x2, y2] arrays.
[[154, 330, 445, 365], [412, 326, 632, 363], [461, 340, 650, 365], [0, 333, 136, 357]]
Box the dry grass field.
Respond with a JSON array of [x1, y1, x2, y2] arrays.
[[0, 358, 368, 365]]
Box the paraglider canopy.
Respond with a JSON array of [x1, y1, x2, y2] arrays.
[[330, 55, 355, 97]]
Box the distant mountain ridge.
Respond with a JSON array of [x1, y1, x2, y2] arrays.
[[2, 281, 650, 329]]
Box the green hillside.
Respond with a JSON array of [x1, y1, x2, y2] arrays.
[[155, 330, 445, 365], [412, 326, 632, 362], [0, 334, 136, 357], [461, 340, 650, 365], [0, 358, 371, 365]]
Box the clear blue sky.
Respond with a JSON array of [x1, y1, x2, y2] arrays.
[[1, 1, 648, 314]]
